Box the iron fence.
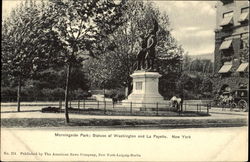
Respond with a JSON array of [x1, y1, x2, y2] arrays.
[[1, 99, 211, 116]]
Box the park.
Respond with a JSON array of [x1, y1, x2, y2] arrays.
[[1, 0, 249, 161], [1, 0, 248, 128]]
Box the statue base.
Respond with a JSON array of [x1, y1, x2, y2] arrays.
[[122, 70, 169, 110]]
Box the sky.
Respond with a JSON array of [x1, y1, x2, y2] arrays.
[[2, 0, 216, 55], [155, 1, 216, 55]]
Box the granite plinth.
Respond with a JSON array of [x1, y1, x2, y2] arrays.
[[122, 71, 169, 109]]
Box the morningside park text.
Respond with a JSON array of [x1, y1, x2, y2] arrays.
[[54, 133, 191, 139]]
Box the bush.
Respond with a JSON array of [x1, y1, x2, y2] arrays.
[[104, 90, 116, 98], [1, 85, 91, 102], [71, 89, 92, 100], [21, 86, 43, 101], [104, 89, 125, 101], [41, 88, 56, 101], [1, 87, 17, 102], [51, 88, 65, 99]]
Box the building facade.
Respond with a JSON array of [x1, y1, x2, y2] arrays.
[[214, 0, 249, 93]]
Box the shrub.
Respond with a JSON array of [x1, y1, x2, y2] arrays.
[[2, 85, 91, 102], [104, 89, 125, 100], [71, 89, 92, 100], [40, 88, 65, 101], [104, 90, 116, 98], [1, 87, 17, 102]]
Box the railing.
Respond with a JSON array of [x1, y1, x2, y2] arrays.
[[1, 99, 211, 116]]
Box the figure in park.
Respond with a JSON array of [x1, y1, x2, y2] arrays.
[[136, 18, 159, 70], [145, 19, 158, 70], [136, 32, 150, 70]]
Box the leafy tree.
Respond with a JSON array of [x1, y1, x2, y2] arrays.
[[189, 59, 213, 74], [31, 65, 89, 90], [200, 77, 213, 98], [180, 53, 214, 99], [2, 0, 62, 111], [175, 72, 214, 100], [49, 0, 126, 123], [182, 52, 192, 72], [87, 1, 183, 96]]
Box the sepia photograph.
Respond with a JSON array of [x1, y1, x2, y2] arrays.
[[1, 0, 248, 161]]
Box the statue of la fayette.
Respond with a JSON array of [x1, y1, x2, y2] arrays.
[[136, 18, 158, 71]]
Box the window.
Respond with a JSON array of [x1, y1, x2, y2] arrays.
[[236, 62, 249, 72], [223, 11, 233, 18], [220, 39, 234, 61], [218, 62, 232, 73], [241, 7, 249, 13], [239, 7, 249, 23], [221, 11, 233, 27], [219, 39, 232, 50]]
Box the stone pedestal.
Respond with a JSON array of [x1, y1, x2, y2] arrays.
[[122, 71, 168, 109]]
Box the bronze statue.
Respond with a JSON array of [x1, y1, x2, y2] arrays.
[[135, 18, 158, 71], [145, 19, 158, 70], [136, 33, 150, 70]]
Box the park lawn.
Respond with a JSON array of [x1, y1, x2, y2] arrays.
[[1, 117, 247, 128]]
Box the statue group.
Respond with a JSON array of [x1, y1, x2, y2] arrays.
[[136, 18, 158, 71]]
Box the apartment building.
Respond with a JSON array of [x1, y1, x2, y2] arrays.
[[214, 0, 249, 93]]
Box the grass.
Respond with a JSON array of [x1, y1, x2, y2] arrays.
[[1, 118, 247, 128]]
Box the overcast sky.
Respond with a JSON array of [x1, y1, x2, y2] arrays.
[[155, 1, 216, 55], [2, 0, 216, 55]]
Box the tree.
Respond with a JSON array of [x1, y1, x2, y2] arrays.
[[189, 59, 213, 74], [182, 53, 214, 75], [200, 77, 213, 98], [2, 0, 62, 111], [49, 0, 126, 123], [180, 53, 215, 99], [87, 0, 184, 96], [86, 0, 145, 91], [182, 52, 192, 72]]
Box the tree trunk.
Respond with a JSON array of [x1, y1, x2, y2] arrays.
[[17, 76, 21, 112], [103, 87, 105, 102], [64, 63, 71, 124]]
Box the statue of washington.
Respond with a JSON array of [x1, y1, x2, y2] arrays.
[[136, 18, 158, 71]]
